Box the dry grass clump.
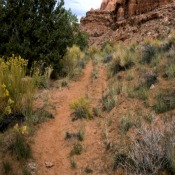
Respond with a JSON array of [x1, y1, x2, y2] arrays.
[[108, 45, 136, 78], [70, 97, 92, 120], [102, 85, 117, 112], [88, 45, 100, 58], [154, 89, 175, 113]]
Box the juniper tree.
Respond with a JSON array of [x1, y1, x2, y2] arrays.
[[0, 0, 88, 77]]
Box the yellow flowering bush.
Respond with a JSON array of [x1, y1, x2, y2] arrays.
[[14, 124, 27, 135], [0, 55, 37, 116]]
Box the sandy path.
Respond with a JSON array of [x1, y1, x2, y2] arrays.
[[31, 61, 107, 175]]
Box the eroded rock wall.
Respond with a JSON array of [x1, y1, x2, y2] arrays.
[[100, 0, 172, 20], [80, 0, 175, 45]]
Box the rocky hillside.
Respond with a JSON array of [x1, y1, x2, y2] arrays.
[[80, 0, 175, 45]]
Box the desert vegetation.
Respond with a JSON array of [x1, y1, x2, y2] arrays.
[[0, 0, 175, 174]]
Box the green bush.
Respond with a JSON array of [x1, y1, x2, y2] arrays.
[[119, 116, 133, 134], [70, 143, 83, 156]]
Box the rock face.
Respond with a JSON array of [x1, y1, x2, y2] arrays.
[[100, 0, 171, 16], [80, 0, 175, 45]]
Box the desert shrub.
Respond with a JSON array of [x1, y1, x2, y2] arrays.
[[61, 45, 84, 78], [126, 84, 137, 98], [135, 86, 149, 100], [126, 123, 167, 175], [70, 97, 92, 120], [165, 63, 175, 79], [127, 70, 134, 81], [114, 118, 175, 174], [9, 134, 31, 161], [92, 107, 100, 117], [113, 153, 134, 170], [102, 43, 114, 55], [70, 159, 77, 169], [101, 41, 115, 51], [119, 115, 133, 134], [165, 117, 175, 174], [160, 31, 175, 52], [65, 130, 84, 141], [154, 89, 175, 113], [103, 55, 112, 63], [102, 97, 115, 112], [70, 143, 83, 156], [102, 85, 116, 112], [85, 167, 93, 174], [28, 110, 54, 124], [29, 62, 53, 89], [140, 44, 158, 64], [88, 45, 100, 58], [0, 55, 38, 116], [92, 53, 103, 65], [8, 124, 31, 161], [108, 47, 135, 77]]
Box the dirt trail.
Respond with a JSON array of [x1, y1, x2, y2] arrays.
[[31, 61, 107, 175]]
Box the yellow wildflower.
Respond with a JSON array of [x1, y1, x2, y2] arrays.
[[4, 105, 11, 114], [21, 125, 27, 134], [14, 123, 19, 132], [8, 98, 14, 105], [1, 83, 6, 88], [5, 89, 9, 96]]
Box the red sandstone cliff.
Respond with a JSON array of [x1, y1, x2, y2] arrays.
[[80, 0, 175, 45]]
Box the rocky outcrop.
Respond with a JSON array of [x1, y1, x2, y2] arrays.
[[80, 11, 112, 37], [100, 0, 172, 17], [80, 0, 175, 45]]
